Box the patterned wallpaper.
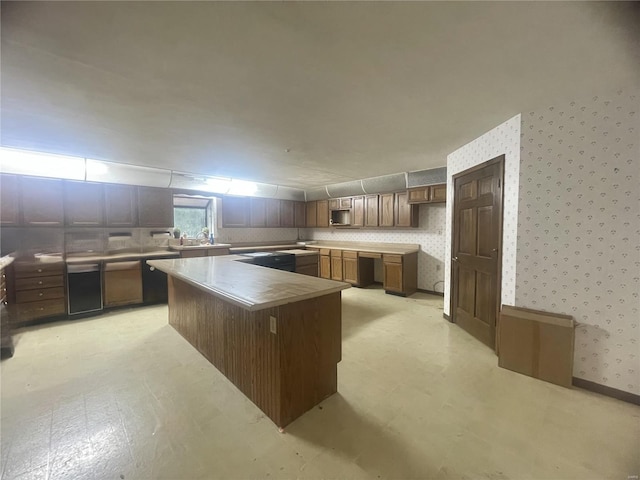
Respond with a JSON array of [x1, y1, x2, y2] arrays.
[[516, 89, 639, 395], [444, 115, 522, 315], [215, 227, 300, 244], [305, 203, 447, 292]]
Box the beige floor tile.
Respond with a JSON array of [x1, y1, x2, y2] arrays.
[[1, 287, 638, 480]]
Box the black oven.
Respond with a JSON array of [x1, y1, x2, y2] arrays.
[[241, 252, 295, 272]]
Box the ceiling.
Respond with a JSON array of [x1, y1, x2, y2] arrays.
[[1, 2, 639, 188]]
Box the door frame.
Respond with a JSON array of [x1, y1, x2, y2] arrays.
[[449, 154, 505, 351]]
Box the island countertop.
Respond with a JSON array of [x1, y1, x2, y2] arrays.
[[147, 256, 350, 311]]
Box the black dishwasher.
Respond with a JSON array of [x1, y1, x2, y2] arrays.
[[67, 263, 103, 315], [142, 258, 171, 304]]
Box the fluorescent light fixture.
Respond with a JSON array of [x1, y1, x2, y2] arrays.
[[0, 147, 85, 180], [204, 177, 231, 193], [86, 159, 171, 188], [228, 179, 257, 196], [169, 171, 231, 193]]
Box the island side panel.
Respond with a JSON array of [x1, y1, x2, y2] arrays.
[[166, 276, 342, 428], [276, 293, 342, 427]]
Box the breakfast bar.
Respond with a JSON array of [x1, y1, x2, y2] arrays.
[[147, 256, 350, 428]]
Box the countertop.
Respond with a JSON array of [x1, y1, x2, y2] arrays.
[[276, 249, 319, 256], [169, 243, 231, 251], [0, 255, 15, 270], [229, 244, 301, 253], [305, 241, 420, 255], [147, 255, 350, 311], [66, 250, 180, 265]]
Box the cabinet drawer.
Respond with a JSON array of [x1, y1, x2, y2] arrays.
[[14, 262, 64, 278], [342, 250, 357, 259], [16, 287, 65, 303], [383, 254, 403, 264], [319, 249, 330, 256], [15, 298, 66, 322], [330, 250, 342, 258], [15, 275, 64, 291], [294, 255, 318, 267]]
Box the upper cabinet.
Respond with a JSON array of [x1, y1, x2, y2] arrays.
[[249, 198, 267, 227], [105, 184, 138, 227], [352, 196, 364, 227], [221, 196, 249, 227], [265, 199, 280, 227], [408, 183, 446, 204], [64, 181, 104, 226], [137, 186, 174, 227], [20, 176, 64, 226], [379, 194, 395, 227], [306, 201, 317, 228], [0, 174, 20, 226], [294, 201, 306, 228], [279, 200, 294, 228], [364, 195, 379, 227], [395, 192, 419, 228], [316, 200, 329, 228]]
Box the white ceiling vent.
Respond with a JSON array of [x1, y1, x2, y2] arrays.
[[305, 186, 330, 201], [326, 180, 365, 198], [361, 173, 407, 195]]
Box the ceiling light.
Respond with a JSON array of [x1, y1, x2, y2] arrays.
[[228, 179, 257, 196], [0, 147, 85, 180]]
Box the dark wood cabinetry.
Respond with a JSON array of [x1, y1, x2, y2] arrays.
[[364, 195, 379, 227], [294, 201, 306, 228], [395, 191, 419, 228], [266, 199, 280, 227], [249, 198, 267, 227], [379, 194, 395, 227], [221, 196, 249, 227], [13, 261, 66, 322], [342, 251, 358, 284], [408, 184, 447, 204], [383, 252, 417, 296], [316, 200, 329, 227], [105, 184, 138, 227], [64, 181, 104, 226], [0, 175, 20, 225], [319, 249, 331, 279], [330, 250, 343, 281], [352, 196, 364, 227], [306, 201, 317, 228], [138, 187, 173, 227], [20, 176, 65, 226], [279, 200, 295, 228]]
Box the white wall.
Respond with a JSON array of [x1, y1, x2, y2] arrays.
[[444, 115, 522, 316], [516, 89, 639, 395], [304, 203, 447, 293]]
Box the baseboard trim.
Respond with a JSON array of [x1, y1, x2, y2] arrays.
[[417, 288, 444, 297], [443, 313, 451, 322], [572, 377, 640, 406]]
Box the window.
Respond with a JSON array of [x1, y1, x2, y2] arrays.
[[173, 207, 207, 238]]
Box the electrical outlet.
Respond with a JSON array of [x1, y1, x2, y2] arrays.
[[270, 316, 277, 334]]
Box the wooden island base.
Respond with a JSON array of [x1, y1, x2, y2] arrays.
[[167, 276, 342, 428]]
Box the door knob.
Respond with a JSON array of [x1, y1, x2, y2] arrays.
[[452, 257, 458, 262]]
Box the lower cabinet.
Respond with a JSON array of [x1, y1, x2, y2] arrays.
[[330, 250, 343, 281], [319, 249, 331, 279], [342, 251, 375, 287], [342, 251, 359, 284], [104, 261, 143, 307], [142, 259, 169, 304], [382, 252, 418, 296], [13, 261, 66, 322], [294, 254, 319, 277]]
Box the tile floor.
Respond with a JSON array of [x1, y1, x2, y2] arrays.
[[1, 286, 639, 479]]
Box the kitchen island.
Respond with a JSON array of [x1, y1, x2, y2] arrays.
[[147, 256, 350, 428]]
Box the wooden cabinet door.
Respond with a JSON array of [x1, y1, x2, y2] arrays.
[[383, 261, 403, 293], [328, 199, 339, 210], [306, 201, 317, 228], [364, 195, 379, 227], [20, 176, 64, 226], [330, 256, 343, 281], [294, 201, 306, 228], [408, 186, 430, 204], [138, 187, 173, 227], [266, 199, 281, 227], [395, 191, 418, 227], [280, 200, 294, 227], [430, 184, 447, 203], [64, 181, 104, 226], [342, 257, 359, 284], [0, 174, 20, 225], [316, 200, 329, 227], [250, 198, 267, 227], [379, 194, 395, 227], [105, 184, 137, 227], [319, 254, 331, 279], [221, 196, 249, 227], [351, 196, 364, 227]]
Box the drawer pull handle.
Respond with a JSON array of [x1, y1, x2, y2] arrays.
[[38, 307, 44, 311], [37, 268, 42, 273], [38, 281, 43, 285], [39, 293, 44, 296]]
